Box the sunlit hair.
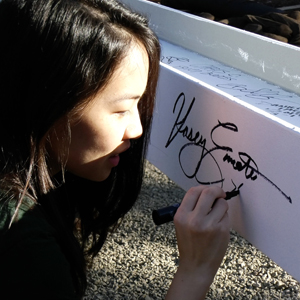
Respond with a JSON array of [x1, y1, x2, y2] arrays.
[[0, 0, 160, 296]]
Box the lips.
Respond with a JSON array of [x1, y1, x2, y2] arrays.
[[108, 154, 120, 167], [108, 142, 130, 167]]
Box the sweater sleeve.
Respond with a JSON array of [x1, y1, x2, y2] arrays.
[[0, 203, 80, 300]]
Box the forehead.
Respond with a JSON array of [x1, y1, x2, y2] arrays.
[[114, 42, 149, 81], [81, 42, 149, 112], [101, 43, 149, 100]]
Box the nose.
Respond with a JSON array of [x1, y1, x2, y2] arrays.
[[124, 110, 143, 140]]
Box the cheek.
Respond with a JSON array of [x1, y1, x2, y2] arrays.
[[71, 126, 104, 156], [68, 118, 124, 159]]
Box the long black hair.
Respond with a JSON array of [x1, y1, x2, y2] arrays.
[[0, 0, 160, 297]]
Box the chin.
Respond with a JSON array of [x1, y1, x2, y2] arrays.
[[68, 168, 112, 182], [87, 171, 111, 182]]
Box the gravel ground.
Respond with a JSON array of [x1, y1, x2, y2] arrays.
[[84, 161, 300, 300], [83, 2, 300, 298]]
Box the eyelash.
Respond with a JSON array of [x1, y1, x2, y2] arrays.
[[116, 110, 130, 116]]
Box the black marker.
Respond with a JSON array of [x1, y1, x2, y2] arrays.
[[152, 189, 240, 226]]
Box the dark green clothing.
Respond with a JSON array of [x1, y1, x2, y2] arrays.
[[0, 194, 79, 300]]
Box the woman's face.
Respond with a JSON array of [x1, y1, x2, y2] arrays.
[[52, 43, 149, 181]]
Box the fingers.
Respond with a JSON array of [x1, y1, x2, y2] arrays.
[[193, 186, 227, 216], [178, 185, 207, 212], [209, 197, 229, 223], [175, 185, 229, 232], [173, 184, 230, 280], [179, 185, 226, 216]]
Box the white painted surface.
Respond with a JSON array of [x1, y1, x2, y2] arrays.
[[121, 0, 300, 95], [159, 40, 300, 130], [120, 0, 300, 281], [148, 63, 300, 281]]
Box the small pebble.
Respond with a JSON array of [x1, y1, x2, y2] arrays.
[[84, 161, 300, 299]]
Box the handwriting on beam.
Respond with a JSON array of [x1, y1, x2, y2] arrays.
[[165, 92, 292, 203]]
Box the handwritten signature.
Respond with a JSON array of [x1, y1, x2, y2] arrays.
[[263, 103, 300, 118], [161, 56, 189, 65], [161, 55, 299, 108], [217, 83, 297, 102], [165, 92, 292, 203], [161, 55, 241, 81], [178, 65, 241, 81]]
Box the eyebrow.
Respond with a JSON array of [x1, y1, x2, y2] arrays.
[[109, 94, 142, 103]]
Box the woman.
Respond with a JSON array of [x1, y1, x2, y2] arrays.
[[0, 0, 230, 299]]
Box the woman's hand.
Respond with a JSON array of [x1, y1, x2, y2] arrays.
[[166, 185, 230, 300]]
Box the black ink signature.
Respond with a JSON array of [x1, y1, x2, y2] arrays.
[[178, 65, 241, 81], [225, 181, 244, 200], [161, 56, 189, 65], [165, 92, 292, 203], [264, 103, 300, 118], [217, 84, 296, 102], [161, 54, 241, 81]]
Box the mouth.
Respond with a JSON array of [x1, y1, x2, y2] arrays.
[[108, 143, 130, 167], [108, 154, 120, 167]]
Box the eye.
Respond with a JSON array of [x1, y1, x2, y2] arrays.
[[115, 110, 130, 117]]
